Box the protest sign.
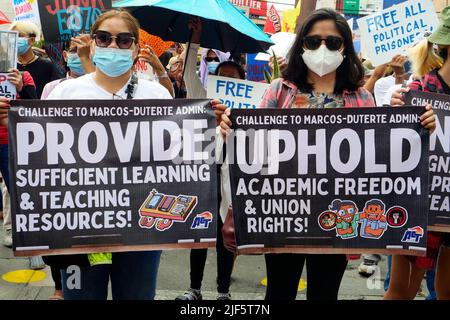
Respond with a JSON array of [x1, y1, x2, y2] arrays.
[[405, 91, 450, 233], [357, 0, 438, 66], [11, 0, 42, 31], [207, 75, 269, 109], [38, 0, 112, 43], [0, 73, 17, 100], [246, 53, 268, 82], [228, 107, 429, 255], [9, 99, 218, 256], [0, 30, 18, 73]]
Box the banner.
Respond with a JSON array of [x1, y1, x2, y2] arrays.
[[357, 0, 438, 66], [282, 2, 301, 33], [405, 91, 450, 232], [228, 107, 429, 255], [229, 0, 267, 17], [0, 73, 17, 100], [9, 99, 217, 256], [38, 0, 112, 43], [263, 5, 281, 35], [207, 75, 269, 109], [246, 53, 268, 83], [11, 0, 42, 31]]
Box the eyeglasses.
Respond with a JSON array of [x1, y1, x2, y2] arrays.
[[92, 30, 136, 49], [303, 35, 344, 51], [205, 57, 220, 63]]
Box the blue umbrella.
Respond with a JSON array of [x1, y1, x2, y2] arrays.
[[113, 0, 274, 54]]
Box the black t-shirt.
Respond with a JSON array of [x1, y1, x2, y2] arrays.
[[436, 72, 450, 95], [18, 56, 60, 99]]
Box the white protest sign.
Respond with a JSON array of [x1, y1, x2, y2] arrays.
[[207, 75, 269, 109], [0, 73, 17, 100], [357, 0, 438, 66], [11, 0, 42, 33], [134, 59, 156, 81]]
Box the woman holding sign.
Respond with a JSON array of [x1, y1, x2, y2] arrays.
[[219, 8, 436, 300], [388, 7, 450, 300], [44, 9, 172, 300]]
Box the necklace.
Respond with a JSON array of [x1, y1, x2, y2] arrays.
[[19, 54, 38, 66]]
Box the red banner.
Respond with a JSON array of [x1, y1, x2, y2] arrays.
[[263, 4, 281, 35], [229, 0, 267, 17]]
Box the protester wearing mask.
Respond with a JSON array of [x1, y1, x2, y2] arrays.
[[45, 9, 172, 300], [41, 36, 94, 100], [10, 21, 60, 98], [0, 69, 37, 249], [386, 7, 450, 300], [220, 8, 435, 300], [182, 17, 230, 98]]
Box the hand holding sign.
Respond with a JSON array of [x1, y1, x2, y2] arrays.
[[139, 45, 166, 76], [420, 104, 436, 133], [211, 99, 227, 126], [220, 108, 232, 139], [7, 68, 23, 93]]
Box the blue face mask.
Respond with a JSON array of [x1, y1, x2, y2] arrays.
[[67, 53, 85, 76], [17, 37, 30, 55], [207, 61, 220, 74], [92, 47, 133, 77]]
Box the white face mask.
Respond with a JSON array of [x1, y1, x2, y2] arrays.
[[302, 44, 344, 77]]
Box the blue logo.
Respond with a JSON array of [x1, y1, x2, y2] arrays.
[[191, 212, 213, 229], [401, 226, 424, 243]]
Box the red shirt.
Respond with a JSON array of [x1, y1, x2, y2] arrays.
[[0, 71, 36, 145]]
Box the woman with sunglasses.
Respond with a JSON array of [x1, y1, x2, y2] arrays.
[[45, 9, 172, 300], [220, 8, 435, 300]]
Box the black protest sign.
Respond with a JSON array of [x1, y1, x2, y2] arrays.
[[405, 91, 450, 232], [9, 99, 217, 256], [229, 107, 429, 255], [38, 0, 112, 43]]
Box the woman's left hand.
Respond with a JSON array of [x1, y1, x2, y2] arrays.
[[7, 68, 23, 92], [421, 104, 436, 133], [211, 99, 227, 126]]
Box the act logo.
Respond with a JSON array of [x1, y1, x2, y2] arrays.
[[191, 212, 213, 229], [401, 226, 424, 244]]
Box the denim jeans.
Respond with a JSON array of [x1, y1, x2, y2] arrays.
[[60, 251, 162, 300]]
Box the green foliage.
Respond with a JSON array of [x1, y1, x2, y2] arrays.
[[264, 50, 281, 84]]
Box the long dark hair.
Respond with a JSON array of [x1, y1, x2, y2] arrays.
[[283, 8, 364, 94]]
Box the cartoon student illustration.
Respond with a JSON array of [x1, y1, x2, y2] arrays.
[[359, 199, 388, 239], [329, 199, 359, 239]]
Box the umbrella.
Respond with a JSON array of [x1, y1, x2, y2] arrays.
[[113, 0, 274, 54], [0, 10, 11, 25]]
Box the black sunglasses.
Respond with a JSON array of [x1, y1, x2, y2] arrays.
[[93, 30, 136, 49], [303, 35, 344, 51], [205, 57, 220, 63]]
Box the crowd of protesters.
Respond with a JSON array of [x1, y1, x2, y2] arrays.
[[0, 5, 449, 301]]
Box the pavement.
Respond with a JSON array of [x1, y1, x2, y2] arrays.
[[0, 225, 430, 300]]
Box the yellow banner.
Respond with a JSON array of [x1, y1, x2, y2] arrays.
[[281, 1, 301, 33]]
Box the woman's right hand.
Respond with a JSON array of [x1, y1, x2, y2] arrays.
[[390, 87, 409, 106], [220, 108, 233, 139], [188, 17, 202, 44]]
